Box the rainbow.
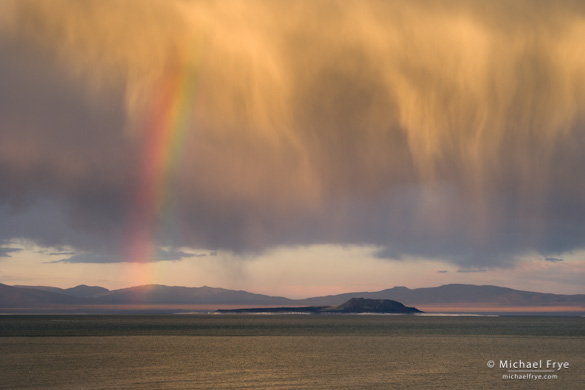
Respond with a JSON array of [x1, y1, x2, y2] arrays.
[[124, 52, 198, 285]]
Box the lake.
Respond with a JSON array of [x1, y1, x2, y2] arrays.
[[0, 315, 583, 389]]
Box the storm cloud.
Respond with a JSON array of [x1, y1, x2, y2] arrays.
[[1, 0, 584, 266]]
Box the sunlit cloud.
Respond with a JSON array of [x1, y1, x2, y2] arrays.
[[0, 0, 584, 269]]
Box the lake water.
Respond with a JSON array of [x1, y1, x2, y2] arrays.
[[0, 315, 583, 389]]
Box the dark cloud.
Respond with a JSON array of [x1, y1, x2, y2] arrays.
[[544, 257, 564, 263], [46, 251, 78, 256], [189, 252, 215, 258], [1, 0, 585, 267], [0, 247, 22, 258], [51, 248, 202, 263], [437, 270, 449, 274], [50, 253, 121, 264]]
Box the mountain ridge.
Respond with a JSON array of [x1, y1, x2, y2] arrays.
[[1, 283, 584, 313]]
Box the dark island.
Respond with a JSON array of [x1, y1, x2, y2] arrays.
[[216, 297, 422, 314]]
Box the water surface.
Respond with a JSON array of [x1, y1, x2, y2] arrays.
[[1, 315, 582, 389]]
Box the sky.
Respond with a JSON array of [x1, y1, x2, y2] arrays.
[[0, 0, 584, 297]]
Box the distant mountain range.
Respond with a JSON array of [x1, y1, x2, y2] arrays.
[[294, 284, 585, 307], [1, 283, 295, 308], [1, 283, 584, 313]]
